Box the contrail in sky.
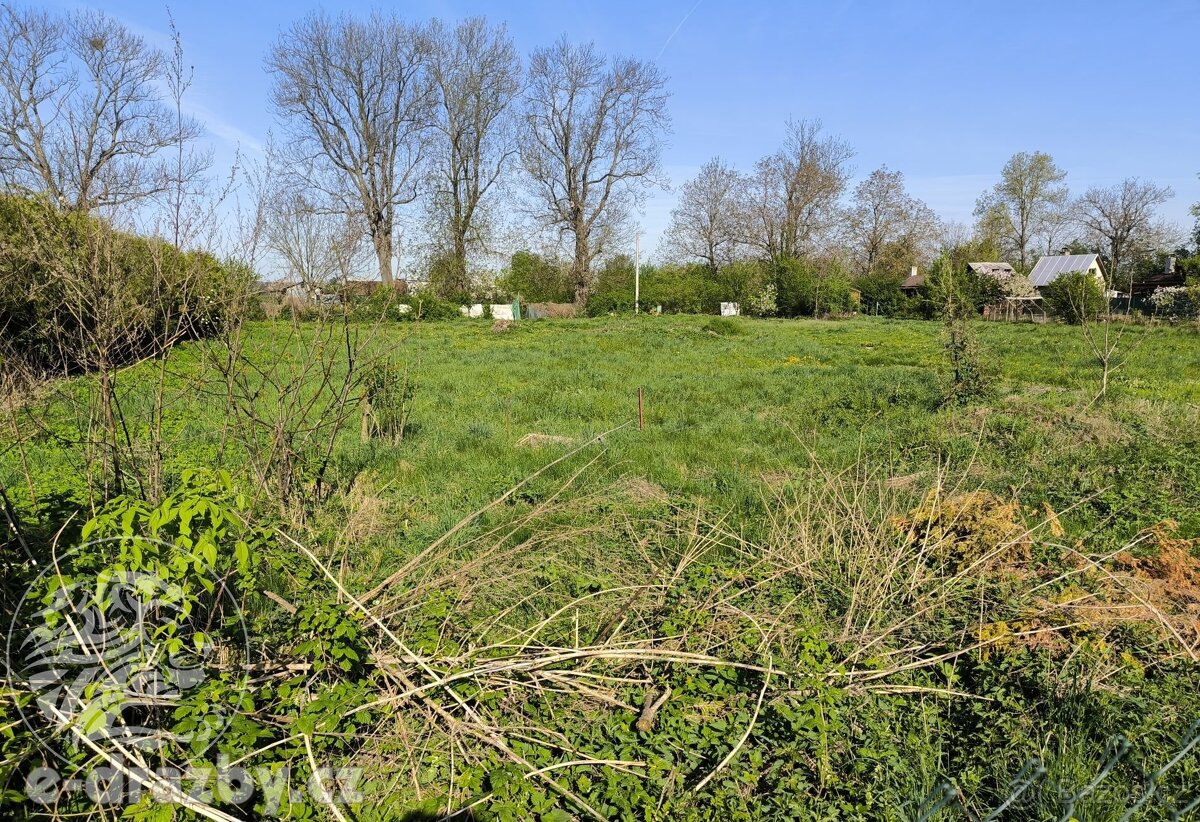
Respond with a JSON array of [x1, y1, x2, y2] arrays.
[[656, 0, 704, 60]]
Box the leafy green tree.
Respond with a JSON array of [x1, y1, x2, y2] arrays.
[[425, 250, 473, 301], [920, 254, 1006, 317], [855, 269, 909, 316], [713, 259, 767, 305], [496, 250, 573, 303], [1042, 270, 1106, 324], [974, 151, 1069, 272], [773, 257, 855, 317]]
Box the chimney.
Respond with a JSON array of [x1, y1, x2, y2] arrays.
[[911, 266, 918, 278], [1166, 256, 1177, 275]]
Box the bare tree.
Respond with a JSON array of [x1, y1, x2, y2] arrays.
[[660, 157, 744, 272], [425, 17, 521, 297], [1039, 203, 1078, 257], [1075, 178, 1173, 290], [267, 192, 364, 294], [844, 166, 940, 276], [520, 37, 669, 306], [0, 6, 200, 211], [268, 11, 434, 287], [745, 119, 853, 260], [974, 151, 1068, 272]]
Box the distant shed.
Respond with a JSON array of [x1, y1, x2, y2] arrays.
[[900, 270, 925, 295]]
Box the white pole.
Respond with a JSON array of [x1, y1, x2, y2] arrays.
[[634, 231, 641, 314]]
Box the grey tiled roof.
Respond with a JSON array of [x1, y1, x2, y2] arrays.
[[968, 262, 1016, 279]]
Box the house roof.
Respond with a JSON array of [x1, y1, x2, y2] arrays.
[[1131, 269, 1187, 294], [1028, 254, 1102, 288], [901, 272, 925, 289], [968, 262, 1015, 279]]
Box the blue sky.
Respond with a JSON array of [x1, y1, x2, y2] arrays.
[[50, 0, 1200, 259]]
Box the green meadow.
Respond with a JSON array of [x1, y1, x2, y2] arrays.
[[8, 315, 1199, 554]]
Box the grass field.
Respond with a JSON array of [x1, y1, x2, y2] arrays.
[[4, 314, 1200, 820], [8, 315, 1200, 552]]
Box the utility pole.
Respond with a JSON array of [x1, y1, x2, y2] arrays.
[[634, 230, 641, 314]]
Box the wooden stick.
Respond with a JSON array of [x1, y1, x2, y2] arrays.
[[635, 685, 671, 732], [637, 387, 644, 431]]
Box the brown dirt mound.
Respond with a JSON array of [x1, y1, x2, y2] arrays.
[[619, 477, 669, 504]]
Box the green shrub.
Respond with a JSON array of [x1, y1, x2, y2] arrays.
[[855, 268, 910, 316], [586, 258, 764, 316], [919, 254, 1007, 317], [497, 250, 574, 303], [942, 310, 994, 406], [1042, 270, 1106, 324], [702, 316, 747, 336], [744, 282, 778, 317], [403, 292, 463, 321], [0, 194, 246, 380], [772, 257, 856, 317]]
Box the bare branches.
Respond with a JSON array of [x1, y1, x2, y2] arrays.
[[425, 17, 521, 296], [265, 186, 367, 294], [745, 118, 853, 260], [0, 5, 199, 212], [844, 165, 940, 276], [660, 157, 745, 272], [520, 37, 670, 305], [1075, 178, 1174, 291], [268, 11, 435, 287]]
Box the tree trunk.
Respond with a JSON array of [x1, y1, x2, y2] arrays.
[[372, 224, 394, 287], [452, 232, 469, 296], [572, 228, 591, 308]]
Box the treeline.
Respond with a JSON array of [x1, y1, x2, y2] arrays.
[[2, 4, 1198, 323], [648, 147, 1200, 319], [257, 4, 1198, 311], [256, 3, 1198, 313]]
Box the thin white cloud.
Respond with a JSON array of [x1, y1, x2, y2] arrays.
[[186, 101, 266, 155]]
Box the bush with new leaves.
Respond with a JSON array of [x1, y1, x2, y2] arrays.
[[1042, 270, 1106, 324]]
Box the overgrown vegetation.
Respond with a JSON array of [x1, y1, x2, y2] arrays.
[[1, 3, 1199, 819], [1042, 270, 1107, 325], [4, 315, 1200, 820]]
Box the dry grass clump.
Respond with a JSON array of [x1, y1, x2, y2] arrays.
[[617, 476, 669, 504], [1114, 520, 1200, 607], [230, 443, 1192, 820], [337, 471, 393, 546], [515, 432, 576, 448]]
